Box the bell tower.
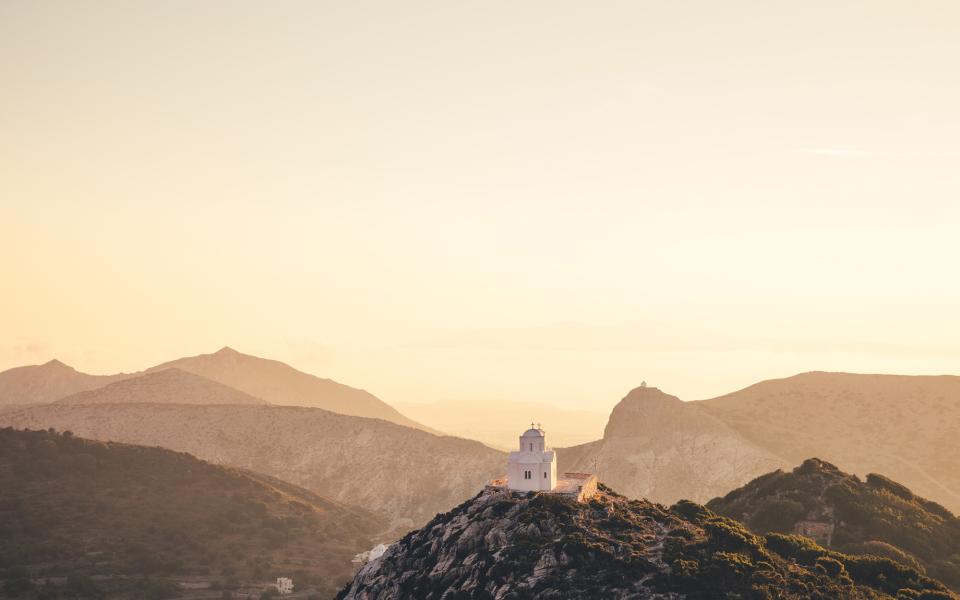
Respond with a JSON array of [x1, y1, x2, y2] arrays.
[[506, 423, 557, 491]]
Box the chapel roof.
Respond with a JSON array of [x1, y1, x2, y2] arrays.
[[521, 427, 545, 437]]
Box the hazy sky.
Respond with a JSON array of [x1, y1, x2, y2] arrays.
[[2, 1, 959, 411]]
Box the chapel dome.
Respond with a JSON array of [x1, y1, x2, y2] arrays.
[[521, 428, 545, 438]]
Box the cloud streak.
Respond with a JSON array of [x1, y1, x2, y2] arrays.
[[793, 148, 886, 159], [793, 148, 960, 159]]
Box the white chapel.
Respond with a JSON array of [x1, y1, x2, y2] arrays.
[[506, 423, 558, 492]]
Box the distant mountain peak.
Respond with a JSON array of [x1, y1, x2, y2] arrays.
[[54, 367, 269, 406], [623, 383, 673, 400], [145, 347, 435, 431], [604, 386, 687, 436], [0, 360, 129, 406], [41, 359, 73, 371], [558, 384, 787, 508]]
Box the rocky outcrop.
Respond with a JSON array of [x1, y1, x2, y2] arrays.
[[0, 403, 504, 532], [558, 386, 786, 506], [338, 484, 953, 599]]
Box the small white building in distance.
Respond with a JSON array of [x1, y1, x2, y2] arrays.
[[507, 423, 557, 491], [276, 577, 293, 595]]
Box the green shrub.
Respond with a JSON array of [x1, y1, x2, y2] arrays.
[[749, 497, 807, 533], [867, 474, 915, 501]]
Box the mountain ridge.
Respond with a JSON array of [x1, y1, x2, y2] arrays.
[[0, 347, 431, 432], [0, 402, 504, 533], [55, 368, 269, 406], [0, 360, 131, 406], [144, 347, 430, 430], [697, 371, 960, 512]]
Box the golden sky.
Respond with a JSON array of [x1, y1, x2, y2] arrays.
[[2, 1, 959, 412]]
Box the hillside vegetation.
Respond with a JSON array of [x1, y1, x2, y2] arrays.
[[707, 458, 960, 591], [0, 404, 504, 532], [0, 428, 385, 598], [340, 483, 955, 599]]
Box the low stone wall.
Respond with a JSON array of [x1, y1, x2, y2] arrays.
[[556, 472, 598, 502], [572, 474, 598, 502], [486, 474, 598, 502]]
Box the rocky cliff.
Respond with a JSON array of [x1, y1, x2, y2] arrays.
[[338, 484, 954, 599], [558, 386, 786, 506]]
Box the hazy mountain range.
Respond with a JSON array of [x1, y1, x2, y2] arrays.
[[55, 368, 268, 406], [550, 373, 960, 515], [0, 347, 429, 431], [3, 348, 960, 598], [145, 347, 430, 430], [2, 349, 959, 524], [696, 372, 960, 513], [0, 403, 503, 533], [0, 359, 128, 406]]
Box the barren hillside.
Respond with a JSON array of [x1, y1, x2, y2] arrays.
[[698, 372, 960, 512]]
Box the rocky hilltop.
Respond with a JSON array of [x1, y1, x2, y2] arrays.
[[558, 386, 786, 506], [698, 372, 960, 513], [707, 458, 960, 591], [338, 483, 954, 599], [0, 403, 504, 532], [55, 368, 268, 405], [0, 427, 385, 598]]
